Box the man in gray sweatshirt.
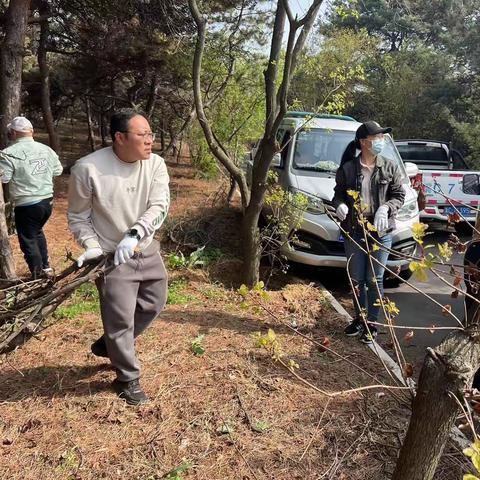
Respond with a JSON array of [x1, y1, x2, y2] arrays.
[[68, 109, 170, 405]]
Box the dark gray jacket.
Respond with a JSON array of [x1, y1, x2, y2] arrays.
[[332, 154, 405, 233]]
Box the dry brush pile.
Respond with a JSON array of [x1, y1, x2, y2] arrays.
[[0, 256, 109, 355]]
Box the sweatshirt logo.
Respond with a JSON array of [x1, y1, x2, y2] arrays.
[[126, 186, 136, 194], [30, 156, 48, 175]]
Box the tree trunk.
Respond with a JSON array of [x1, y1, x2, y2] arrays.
[[37, 2, 60, 153], [100, 112, 108, 147], [0, 190, 16, 280], [145, 73, 157, 120], [241, 140, 275, 286], [85, 98, 95, 152], [0, 0, 30, 280], [240, 137, 276, 285], [160, 120, 165, 151], [241, 203, 262, 287], [227, 176, 236, 204], [0, 0, 30, 148], [392, 326, 480, 479], [176, 139, 183, 164]]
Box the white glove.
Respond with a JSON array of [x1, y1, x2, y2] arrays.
[[336, 203, 349, 221], [114, 236, 139, 266], [77, 247, 103, 267], [374, 205, 389, 233]]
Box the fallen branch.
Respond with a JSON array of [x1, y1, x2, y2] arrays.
[[0, 255, 110, 354]]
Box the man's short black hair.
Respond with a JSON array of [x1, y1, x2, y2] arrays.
[[110, 108, 144, 142]]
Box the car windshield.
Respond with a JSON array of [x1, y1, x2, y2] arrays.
[[292, 128, 407, 178]]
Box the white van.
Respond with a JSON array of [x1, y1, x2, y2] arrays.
[[245, 112, 420, 285]]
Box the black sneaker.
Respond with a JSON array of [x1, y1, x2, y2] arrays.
[[112, 378, 149, 406], [360, 326, 378, 345], [344, 319, 363, 337], [91, 336, 108, 358]]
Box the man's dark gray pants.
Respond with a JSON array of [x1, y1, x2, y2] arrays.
[[95, 240, 167, 382]]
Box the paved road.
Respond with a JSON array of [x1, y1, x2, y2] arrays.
[[291, 230, 468, 366], [383, 230, 465, 365]]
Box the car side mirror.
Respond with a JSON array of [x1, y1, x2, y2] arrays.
[[271, 152, 282, 168], [463, 173, 480, 195], [404, 162, 419, 178]]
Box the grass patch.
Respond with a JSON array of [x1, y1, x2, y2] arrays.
[[54, 281, 100, 319], [167, 278, 194, 305], [166, 246, 229, 270]]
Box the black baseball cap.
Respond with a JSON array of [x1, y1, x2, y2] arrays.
[[355, 121, 392, 140]]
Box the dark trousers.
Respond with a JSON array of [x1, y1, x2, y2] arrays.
[[344, 232, 392, 322], [14, 197, 53, 276]]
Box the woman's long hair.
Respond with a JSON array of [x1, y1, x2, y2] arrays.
[[340, 139, 360, 167]]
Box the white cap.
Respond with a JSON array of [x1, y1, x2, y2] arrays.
[[7, 116, 33, 132]]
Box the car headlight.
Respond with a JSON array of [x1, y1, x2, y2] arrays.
[[396, 198, 418, 221], [289, 187, 326, 215]]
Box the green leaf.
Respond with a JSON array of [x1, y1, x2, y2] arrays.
[[253, 420, 271, 433], [191, 334, 205, 356], [164, 462, 193, 480], [463, 475, 480, 480], [465, 448, 475, 457], [472, 451, 480, 473], [267, 328, 276, 342], [238, 284, 249, 298]]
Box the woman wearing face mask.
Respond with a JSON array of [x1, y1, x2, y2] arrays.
[[333, 121, 405, 344]]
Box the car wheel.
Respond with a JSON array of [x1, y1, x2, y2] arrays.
[[384, 268, 413, 288], [454, 221, 474, 237]]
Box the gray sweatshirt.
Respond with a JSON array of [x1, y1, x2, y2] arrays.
[[68, 146, 170, 253]]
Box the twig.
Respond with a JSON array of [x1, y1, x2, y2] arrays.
[[276, 356, 410, 397], [235, 387, 256, 431], [0, 256, 110, 354], [299, 397, 331, 461]]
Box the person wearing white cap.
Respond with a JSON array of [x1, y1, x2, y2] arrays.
[[0, 116, 63, 278]]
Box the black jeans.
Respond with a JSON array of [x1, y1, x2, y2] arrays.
[[14, 197, 53, 276]]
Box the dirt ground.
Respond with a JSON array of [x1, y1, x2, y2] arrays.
[[0, 159, 470, 479]]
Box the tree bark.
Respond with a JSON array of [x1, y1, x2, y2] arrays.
[[100, 112, 108, 147], [160, 119, 165, 151], [145, 73, 157, 120], [0, 0, 31, 148], [227, 176, 236, 204], [0, 0, 30, 280], [37, 1, 60, 152], [85, 98, 95, 152], [392, 326, 480, 479], [242, 139, 276, 285], [176, 139, 183, 164], [0, 189, 16, 280]]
